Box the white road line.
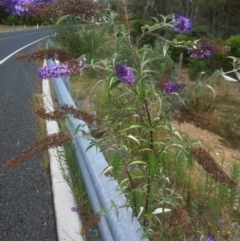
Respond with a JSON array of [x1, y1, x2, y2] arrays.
[[0, 36, 49, 65]]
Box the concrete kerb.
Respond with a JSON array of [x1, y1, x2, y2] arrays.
[[42, 59, 84, 241]]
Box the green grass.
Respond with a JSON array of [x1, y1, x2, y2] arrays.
[[57, 132, 102, 240]]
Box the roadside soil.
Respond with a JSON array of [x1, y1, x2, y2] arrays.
[[173, 70, 240, 176], [172, 121, 240, 175]]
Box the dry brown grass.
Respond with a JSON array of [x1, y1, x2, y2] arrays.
[[0, 24, 39, 32]]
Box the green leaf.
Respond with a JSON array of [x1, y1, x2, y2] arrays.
[[221, 73, 238, 82], [205, 84, 216, 101], [110, 11, 119, 21], [74, 124, 83, 134], [110, 80, 121, 92], [101, 166, 113, 176], [152, 207, 171, 215], [139, 80, 146, 98], [197, 71, 205, 83], [149, 154, 158, 182], [136, 206, 144, 219], [116, 36, 124, 52], [120, 178, 129, 185], [138, 148, 152, 153], [138, 47, 154, 53], [127, 135, 141, 145], [142, 57, 161, 69], [141, 24, 151, 32], [90, 78, 105, 96], [174, 149, 183, 164], [210, 69, 221, 85], [99, 23, 110, 39], [110, 200, 119, 221], [112, 154, 121, 176], [86, 139, 99, 152], [55, 15, 70, 25], [235, 71, 240, 80], [173, 131, 182, 141], [191, 201, 198, 209], [107, 73, 116, 97], [132, 174, 146, 179], [163, 42, 170, 57], [127, 161, 147, 167], [152, 17, 159, 24], [124, 123, 149, 130]]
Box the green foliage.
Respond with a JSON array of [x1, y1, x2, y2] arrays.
[[88, 12, 197, 236], [6, 14, 46, 26], [189, 25, 212, 38], [170, 34, 192, 63], [227, 35, 240, 57], [7, 15, 18, 25], [53, 18, 107, 64], [130, 19, 156, 46], [187, 58, 209, 80]]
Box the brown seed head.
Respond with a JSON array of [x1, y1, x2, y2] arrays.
[[196, 38, 230, 54], [16, 49, 76, 62], [2, 132, 72, 169], [80, 213, 102, 235], [190, 146, 238, 188]]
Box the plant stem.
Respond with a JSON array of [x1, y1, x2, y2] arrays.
[[143, 172, 151, 227], [125, 166, 138, 217], [144, 98, 153, 150], [143, 98, 153, 227]]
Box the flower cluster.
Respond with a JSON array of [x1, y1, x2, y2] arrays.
[[115, 64, 135, 84], [37, 57, 85, 80], [205, 237, 215, 241], [16, 49, 76, 63], [2, 132, 72, 169], [0, 0, 54, 15], [190, 146, 237, 188], [173, 13, 193, 33], [190, 49, 212, 58], [189, 38, 230, 59], [161, 82, 185, 94], [25, 0, 104, 18]]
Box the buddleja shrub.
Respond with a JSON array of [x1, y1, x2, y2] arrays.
[[81, 9, 240, 240]]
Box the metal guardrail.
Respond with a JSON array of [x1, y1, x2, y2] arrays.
[[46, 42, 148, 241]]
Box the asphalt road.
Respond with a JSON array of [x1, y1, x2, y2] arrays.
[[0, 27, 58, 241]]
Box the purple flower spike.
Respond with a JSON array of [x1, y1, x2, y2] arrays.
[[205, 236, 215, 241], [189, 38, 230, 58], [37, 56, 85, 80], [0, 0, 54, 15], [173, 13, 193, 33], [71, 207, 79, 212], [115, 64, 135, 84], [190, 49, 213, 58], [161, 82, 185, 94]]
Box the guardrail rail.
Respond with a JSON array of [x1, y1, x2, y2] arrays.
[[46, 40, 149, 241]]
